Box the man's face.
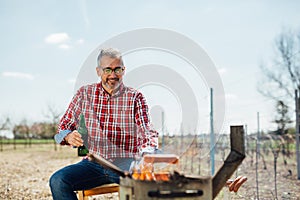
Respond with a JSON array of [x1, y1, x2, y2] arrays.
[[96, 55, 125, 92]]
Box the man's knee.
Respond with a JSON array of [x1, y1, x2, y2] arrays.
[[50, 172, 60, 189], [49, 171, 69, 190], [49, 170, 78, 200]]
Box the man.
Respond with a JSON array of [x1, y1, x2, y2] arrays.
[[50, 48, 158, 200], [50, 47, 246, 199]]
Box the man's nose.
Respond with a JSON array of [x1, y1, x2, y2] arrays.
[[109, 71, 118, 77]]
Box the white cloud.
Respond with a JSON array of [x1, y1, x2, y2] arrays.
[[45, 33, 70, 44], [44, 33, 84, 50], [2, 71, 34, 80]]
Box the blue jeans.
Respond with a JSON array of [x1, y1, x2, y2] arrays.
[[49, 157, 133, 200]]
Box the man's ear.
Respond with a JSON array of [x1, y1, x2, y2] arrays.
[[96, 67, 101, 76]]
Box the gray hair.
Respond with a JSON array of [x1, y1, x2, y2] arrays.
[[97, 48, 124, 67]]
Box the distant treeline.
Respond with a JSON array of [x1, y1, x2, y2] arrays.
[[1, 121, 58, 139]]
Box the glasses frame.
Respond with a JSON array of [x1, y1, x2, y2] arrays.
[[100, 66, 124, 75]]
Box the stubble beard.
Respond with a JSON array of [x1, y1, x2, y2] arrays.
[[104, 78, 121, 91]]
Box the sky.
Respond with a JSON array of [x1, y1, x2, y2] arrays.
[[0, 0, 300, 135]]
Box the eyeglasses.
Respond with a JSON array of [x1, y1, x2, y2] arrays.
[[101, 66, 124, 75]]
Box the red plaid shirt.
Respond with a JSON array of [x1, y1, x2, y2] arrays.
[[57, 82, 158, 159]]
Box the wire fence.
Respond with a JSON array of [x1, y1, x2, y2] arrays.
[[0, 138, 58, 152]]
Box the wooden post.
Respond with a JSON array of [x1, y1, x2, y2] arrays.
[[212, 125, 245, 199], [14, 138, 16, 150], [0, 136, 2, 152], [54, 139, 57, 151]]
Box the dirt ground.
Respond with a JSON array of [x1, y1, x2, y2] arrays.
[[1, 144, 300, 200]]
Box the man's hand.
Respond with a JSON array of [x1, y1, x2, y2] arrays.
[[64, 130, 83, 147], [226, 176, 247, 192]]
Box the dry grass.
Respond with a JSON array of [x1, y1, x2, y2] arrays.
[[0, 143, 300, 200]]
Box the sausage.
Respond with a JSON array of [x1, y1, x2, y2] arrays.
[[228, 176, 247, 192], [233, 176, 247, 192], [228, 176, 241, 192], [227, 176, 247, 192]]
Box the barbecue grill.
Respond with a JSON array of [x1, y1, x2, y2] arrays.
[[89, 125, 245, 200], [120, 173, 212, 199]]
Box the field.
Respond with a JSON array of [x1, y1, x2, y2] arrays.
[[0, 141, 300, 200]]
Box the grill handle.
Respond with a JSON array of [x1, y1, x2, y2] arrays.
[[88, 154, 130, 178], [148, 189, 203, 198]]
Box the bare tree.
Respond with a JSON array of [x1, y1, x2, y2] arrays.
[[271, 100, 294, 158], [43, 103, 62, 136], [259, 28, 300, 159], [0, 116, 12, 130], [44, 104, 61, 124], [259, 28, 300, 103], [43, 103, 62, 150], [273, 100, 293, 135]]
